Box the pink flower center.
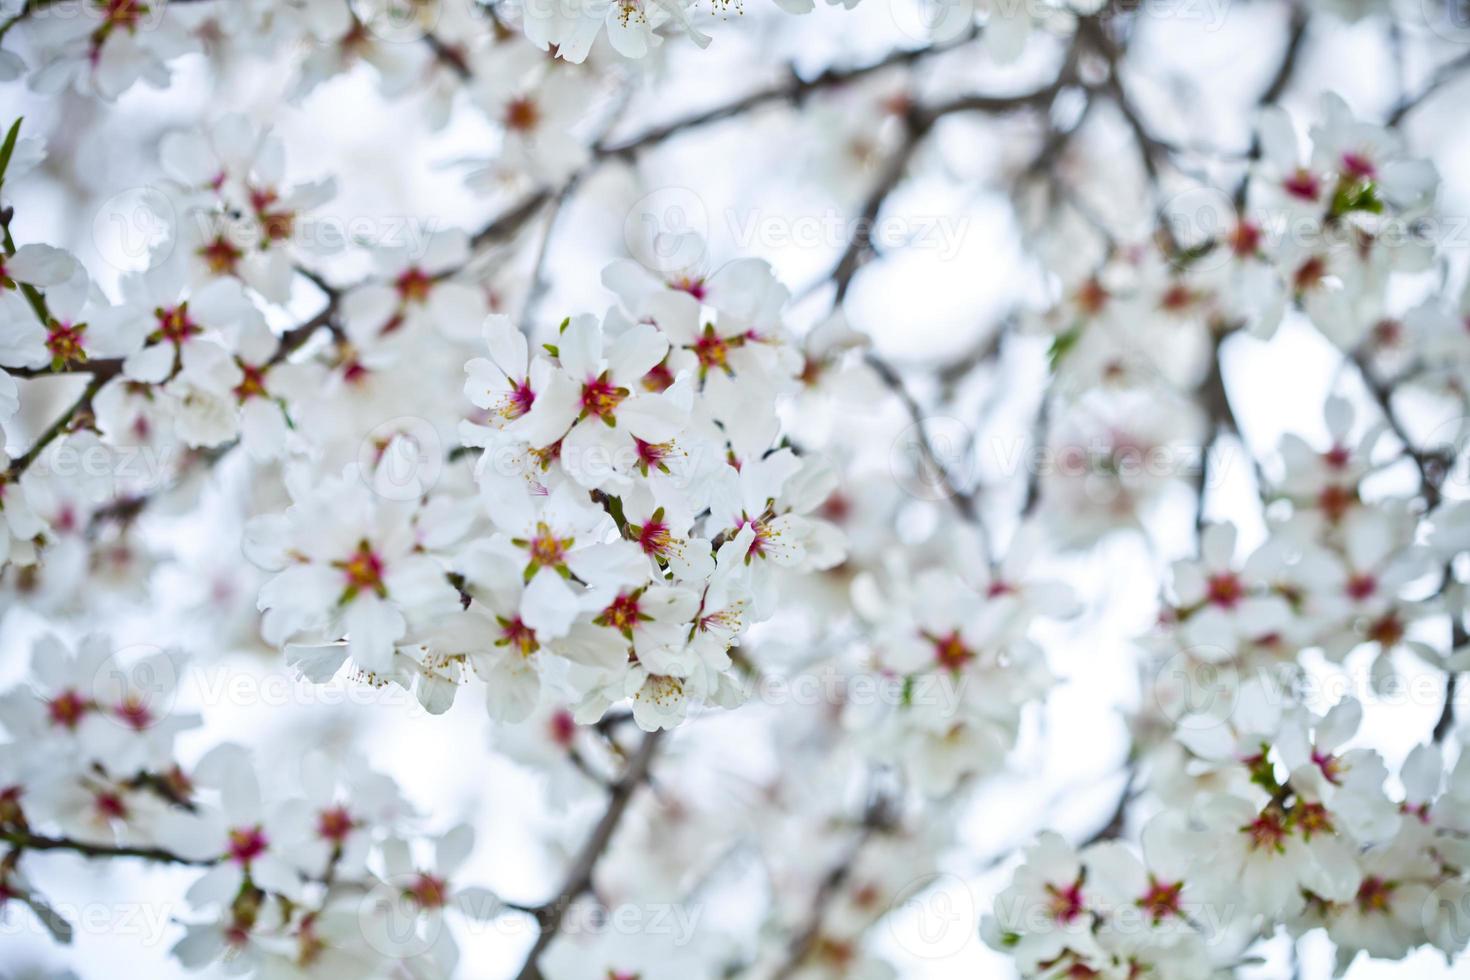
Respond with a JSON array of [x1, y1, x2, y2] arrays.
[[1311, 749, 1343, 785], [523, 522, 571, 571], [1345, 574, 1377, 601], [336, 541, 386, 598], [819, 493, 852, 523], [738, 516, 774, 559], [199, 236, 243, 275], [1283, 169, 1321, 201], [693, 327, 730, 374], [1229, 221, 1262, 257], [100, 0, 146, 32], [507, 380, 535, 419], [94, 790, 128, 820], [1137, 876, 1183, 922], [504, 97, 540, 132], [1244, 811, 1287, 852], [597, 592, 643, 634], [1317, 484, 1354, 523], [234, 363, 268, 403], [497, 616, 539, 657], [1367, 612, 1404, 647], [548, 709, 577, 748], [317, 805, 355, 843], [1401, 801, 1430, 824], [394, 267, 434, 304], [634, 438, 673, 473], [927, 630, 975, 672], [1206, 573, 1244, 609], [0, 785, 23, 825], [1341, 152, 1376, 179], [1158, 283, 1196, 312], [580, 376, 627, 420], [406, 873, 448, 909], [642, 359, 675, 392], [154, 304, 199, 346], [1045, 877, 1086, 924], [1075, 277, 1109, 314], [669, 276, 706, 301], [1372, 318, 1402, 348], [1356, 875, 1393, 914], [1295, 801, 1335, 839], [1293, 255, 1327, 293], [48, 689, 90, 729], [228, 825, 269, 865], [46, 321, 87, 365], [637, 519, 672, 557], [116, 695, 153, 731]]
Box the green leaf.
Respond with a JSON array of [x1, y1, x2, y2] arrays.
[[0, 118, 22, 190], [1328, 179, 1384, 219], [1047, 326, 1081, 371]]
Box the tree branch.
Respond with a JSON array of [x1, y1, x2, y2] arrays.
[[513, 728, 664, 980]]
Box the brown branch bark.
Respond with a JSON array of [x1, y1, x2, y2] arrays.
[[1, 829, 213, 866], [513, 729, 664, 980]]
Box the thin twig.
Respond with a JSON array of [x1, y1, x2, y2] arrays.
[[0, 830, 213, 866], [513, 729, 664, 980]]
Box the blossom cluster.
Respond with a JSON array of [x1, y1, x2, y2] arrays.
[[3, 0, 1469, 977], [987, 88, 1470, 980], [251, 250, 850, 730], [0, 633, 511, 977]]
